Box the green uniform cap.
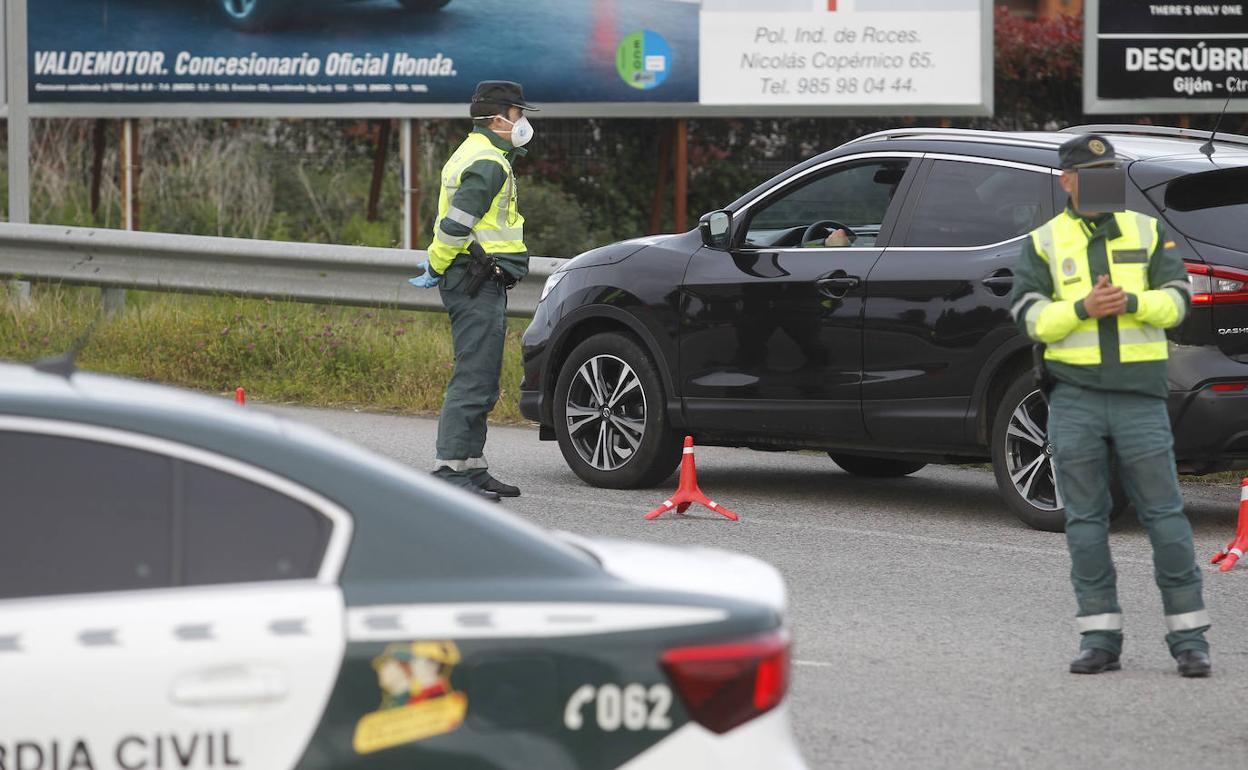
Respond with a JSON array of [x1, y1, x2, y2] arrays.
[[1059, 134, 1119, 170]]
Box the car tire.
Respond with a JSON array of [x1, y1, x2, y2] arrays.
[[214, 0, 293, 31], [553, 333, 682, 489], [828, 454, 927, 478], [991, 371, 1128, 532], [396, 0, 453, 11]]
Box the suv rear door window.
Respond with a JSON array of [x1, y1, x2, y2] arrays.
[[0, 432, 173, 599], [1157, 166, 1248, 252], [903, 160, 1051, 248]]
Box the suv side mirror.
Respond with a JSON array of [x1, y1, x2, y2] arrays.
[[699, 210, 732, 250]]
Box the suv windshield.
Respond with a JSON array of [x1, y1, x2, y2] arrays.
[[1154, 166, 1248, 252]]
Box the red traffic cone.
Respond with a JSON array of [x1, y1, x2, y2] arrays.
[[644, 437, 739, 521], [235, 387, 246, 405], [1211, 478, 1248, 572]]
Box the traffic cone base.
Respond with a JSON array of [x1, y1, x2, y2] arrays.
[[235, 387, 246, 405], [644, 437, 739, 521], [1211, 479, 1248, 572]]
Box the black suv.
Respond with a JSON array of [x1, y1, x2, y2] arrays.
[[520, 126, 1248, 531]]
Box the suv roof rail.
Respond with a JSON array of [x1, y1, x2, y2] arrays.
[[1061, 124, 1248, 149], [842, 127, 1060, 151]]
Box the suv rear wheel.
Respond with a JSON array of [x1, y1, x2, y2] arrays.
[[829, 454, 927, 478], [553, 333, 682, 489], [991, 371, 1127, 532]]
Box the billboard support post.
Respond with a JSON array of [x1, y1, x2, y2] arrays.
[[104, 118, 138, 314], [90, 119, 106, 220], [673, 119, 688, 234], [6, 0, 31, 303], [367, 119, 392, 223], [648, 124, 672, 236], [402, 119, 421, 251]]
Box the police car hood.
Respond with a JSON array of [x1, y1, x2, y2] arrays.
[[553, 532, 787, 614]]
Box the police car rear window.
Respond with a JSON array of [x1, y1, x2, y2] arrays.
[[0, 433, 174, 599]]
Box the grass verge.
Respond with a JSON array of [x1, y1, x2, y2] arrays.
[[1, 285, 530, 423]]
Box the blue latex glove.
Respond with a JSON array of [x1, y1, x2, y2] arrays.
[[408, 261, 441, 289]]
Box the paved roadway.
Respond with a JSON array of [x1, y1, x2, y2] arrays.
[[279, 405, 1247, 769]]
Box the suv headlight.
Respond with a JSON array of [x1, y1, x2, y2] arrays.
[[540, 270, 568, 303]]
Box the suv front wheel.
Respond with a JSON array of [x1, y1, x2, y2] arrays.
[[553, 333, 682, 489], [991, 371, 1127, 532]]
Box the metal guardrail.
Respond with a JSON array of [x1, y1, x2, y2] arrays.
[[0, 223, 567, 318]]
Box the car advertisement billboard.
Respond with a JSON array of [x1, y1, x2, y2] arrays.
[[27, 0, 991, 117], [1086, 0, 1248, 113]]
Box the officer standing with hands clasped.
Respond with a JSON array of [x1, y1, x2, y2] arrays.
[[1011, 134, 1211, 677], [409, 81, 537, 501]]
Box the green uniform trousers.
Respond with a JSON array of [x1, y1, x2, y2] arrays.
[[1048, 383, 1209, 656], [433, 266, 507, 487]]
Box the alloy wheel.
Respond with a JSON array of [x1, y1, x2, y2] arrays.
[[564, 354, 647, 472], [1004, 389, 1062, 512], [222, 0, 258, 19]]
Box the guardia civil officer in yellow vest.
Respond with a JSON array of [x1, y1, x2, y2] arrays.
[[408, 81, 536, 502], [1011, 134, 1211, 677]]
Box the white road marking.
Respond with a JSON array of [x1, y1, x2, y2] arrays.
[[793, 659, 836, 668]]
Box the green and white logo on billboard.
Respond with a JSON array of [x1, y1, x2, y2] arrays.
[[616, 30, 672, 91]]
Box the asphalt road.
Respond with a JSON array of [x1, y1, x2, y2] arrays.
[[278, 405, 1247, 769], [34, 0, 698, 103]]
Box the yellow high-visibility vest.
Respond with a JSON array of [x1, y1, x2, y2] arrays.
[[429, 132, 526, 273], [1021, 210, 1186, 366]]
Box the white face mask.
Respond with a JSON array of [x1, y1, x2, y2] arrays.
[[496, 114, 534, 147]]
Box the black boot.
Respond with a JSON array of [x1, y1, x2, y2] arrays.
[[1175, 649, 1211, 678], [479, 474, 521, 498], [433, 469, 501, 502], [1069, 648, 1121, 674]]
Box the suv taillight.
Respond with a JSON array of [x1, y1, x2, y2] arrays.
[[660, 629, 790, 734], [1186, 262, 1248, 305]]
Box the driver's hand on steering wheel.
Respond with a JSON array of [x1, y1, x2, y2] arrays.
[[824, 229, 854, 248]]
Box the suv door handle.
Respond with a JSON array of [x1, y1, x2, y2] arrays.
[[815, 276, 861, 297], [172, 666, 288, 707], [981, 270, 1014, 291]]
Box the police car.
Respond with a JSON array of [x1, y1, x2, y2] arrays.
[[0, 361, 804, 770]]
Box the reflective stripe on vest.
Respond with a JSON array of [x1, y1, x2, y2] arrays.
[[435, 133, 527, 254], [1037, 210, 1165, 366]]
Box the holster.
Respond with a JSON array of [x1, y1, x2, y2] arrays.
[[461, 242, 498, 299], [1033, 344, 1055, 401]]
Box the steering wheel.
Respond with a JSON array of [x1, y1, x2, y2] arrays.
[[802, 220, 857, 246]]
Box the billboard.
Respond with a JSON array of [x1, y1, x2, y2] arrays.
[[28, 0, 991, 118], [1086, 0, 1248, 113]]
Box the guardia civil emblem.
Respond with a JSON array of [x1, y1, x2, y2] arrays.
[[1062, 258, 1078, 277], [1089, 139, 1107, 156], [353, 641, 468, 754]]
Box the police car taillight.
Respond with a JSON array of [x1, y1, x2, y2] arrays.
[[1186, 262, 1248, 306], [660, 629, 790, 734]]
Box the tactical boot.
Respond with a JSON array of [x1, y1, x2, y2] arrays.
[[480, 474, 521, 498], [1069, 648, 1121, 674], [1175, 649, 1211, 678]]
